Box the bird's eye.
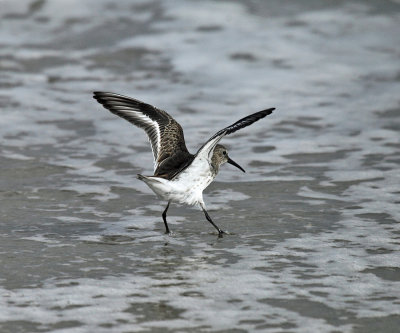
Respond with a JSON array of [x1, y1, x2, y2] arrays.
[[223, 151, 227, 155]]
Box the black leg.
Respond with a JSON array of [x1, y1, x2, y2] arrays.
[[202, 208, 225, 237], [162, 201, 171, 234]]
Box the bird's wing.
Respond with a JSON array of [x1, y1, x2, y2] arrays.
[[93, 92, 191, 172], [195, 108, 275, 160]]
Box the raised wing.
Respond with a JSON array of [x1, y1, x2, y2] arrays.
[[93, 92, 192, 174], [195, 108, 275, 160]]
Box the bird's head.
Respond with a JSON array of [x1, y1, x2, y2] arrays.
[[212, 144, 245, 173]]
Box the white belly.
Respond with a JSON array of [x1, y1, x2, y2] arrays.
[[138, 157, 215, 207]]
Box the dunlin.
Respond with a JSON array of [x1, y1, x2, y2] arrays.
[[94, 92, 274, 236]]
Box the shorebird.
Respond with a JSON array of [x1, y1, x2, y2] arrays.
[[93, 92, 274, 237]]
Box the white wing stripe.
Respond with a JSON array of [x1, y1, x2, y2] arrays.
[[123, 111, 161, 170], [195, 132, 226, 161]]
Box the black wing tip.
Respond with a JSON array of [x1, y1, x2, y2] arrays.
[[93, 91, 106, 97], [93, 92, 148, 108], [93, 91, 132, 99], [93, 91, 136, 108], [93, 91, 118, 100], [247, 107, 275, 121], [253, 107, 275, 120], [93, 91, 110, 103], [260, 107, 275, 115]]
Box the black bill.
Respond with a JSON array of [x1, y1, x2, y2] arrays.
[[227, 157, 245, 173]]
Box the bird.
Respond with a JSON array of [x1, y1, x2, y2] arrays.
[[93, 91, 275, 237]]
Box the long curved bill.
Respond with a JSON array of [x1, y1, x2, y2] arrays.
[[227, 157, 245, 173]]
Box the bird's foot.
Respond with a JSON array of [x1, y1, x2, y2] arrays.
[[218, 229, 228, 238]]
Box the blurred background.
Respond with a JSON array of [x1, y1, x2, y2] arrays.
[[1, 0, 399, 332]]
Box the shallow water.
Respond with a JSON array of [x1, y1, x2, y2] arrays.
[[1, 0, 400, 332]]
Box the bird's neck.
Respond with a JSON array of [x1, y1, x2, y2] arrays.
[[210, 156, 220, 176]]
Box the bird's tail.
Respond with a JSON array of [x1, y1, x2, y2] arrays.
[[137, 174, 146, 181], [137, 174, 170, 201], [137, 174, 164, 182]]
